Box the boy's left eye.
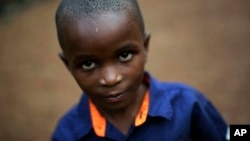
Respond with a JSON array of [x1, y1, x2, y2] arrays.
[[119, 52, 133, 62]]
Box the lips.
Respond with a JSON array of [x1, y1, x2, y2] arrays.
[[102, 91, 127, 103]]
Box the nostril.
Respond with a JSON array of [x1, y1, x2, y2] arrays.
[[116, 75, 122, 82], [100, 78, 107, 85]]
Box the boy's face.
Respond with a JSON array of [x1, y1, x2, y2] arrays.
[[60, 12, 150, 110]]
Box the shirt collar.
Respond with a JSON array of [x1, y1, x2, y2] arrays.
[[88, 89, 149, 137]]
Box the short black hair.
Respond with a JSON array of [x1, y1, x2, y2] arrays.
[[55, 0, 145, 48]]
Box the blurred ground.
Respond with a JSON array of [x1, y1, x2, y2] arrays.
[[0, 0, 249, 140]]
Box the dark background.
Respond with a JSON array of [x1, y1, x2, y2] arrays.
[[0, 0, 249, 140]]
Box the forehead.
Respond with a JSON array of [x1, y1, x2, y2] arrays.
[[61, 12, 142, 52]]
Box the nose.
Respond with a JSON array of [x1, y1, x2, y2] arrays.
[[99, 66, 122, 87]]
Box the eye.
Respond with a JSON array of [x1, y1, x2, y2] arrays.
[[119, 52, 133, 62], [81, 60, 96, 70]]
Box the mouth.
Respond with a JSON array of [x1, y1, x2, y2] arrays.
[[103, 91, 127, 103]]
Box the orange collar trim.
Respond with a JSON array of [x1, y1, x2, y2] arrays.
[[89, 99, 106, 137], [135, 90, 149, 126], [89, 90, 149, 137]]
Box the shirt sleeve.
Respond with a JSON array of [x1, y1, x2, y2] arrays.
[[190, 92, 228, 141]]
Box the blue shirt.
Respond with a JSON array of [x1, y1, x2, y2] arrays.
[[52, 73, 227, 141]]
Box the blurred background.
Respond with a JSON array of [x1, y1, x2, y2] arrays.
[[0, 0, 249, 140]]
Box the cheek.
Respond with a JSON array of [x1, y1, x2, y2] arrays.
[[71, 71, 98, 92], [133, 55, 145, 72], [123, 55, 145, 81]]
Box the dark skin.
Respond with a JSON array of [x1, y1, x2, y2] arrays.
[[59, 12, 150, 135]]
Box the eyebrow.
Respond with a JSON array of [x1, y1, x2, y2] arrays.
[[115, 41, 140, 53], [72, 54, 95, 64]]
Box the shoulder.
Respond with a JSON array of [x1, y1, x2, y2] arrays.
[[51, 105, 79, 140], [158, 80, 220, 115], [148, 75, 211, 121], [149, 75, 224, 120], [151, 77, 207, 105], [150, 77, 227, 140], [56, 105, 79, 129], [51, 94, 92, 141]]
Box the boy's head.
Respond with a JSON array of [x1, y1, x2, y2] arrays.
[[55, 0, 151, 110]]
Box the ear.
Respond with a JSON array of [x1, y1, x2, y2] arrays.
[[58, 52, 70, 70], [143, 31, 151, 62]]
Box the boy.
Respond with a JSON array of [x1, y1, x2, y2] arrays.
[[52, 0, 228, 140]]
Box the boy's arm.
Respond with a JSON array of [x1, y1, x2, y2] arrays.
[[190, 93, 228, 141]]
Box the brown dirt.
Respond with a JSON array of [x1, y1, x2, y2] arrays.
[[0, 0, 249, 140]]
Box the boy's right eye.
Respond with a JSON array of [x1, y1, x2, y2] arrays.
[[81, 60, 96, 71]]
